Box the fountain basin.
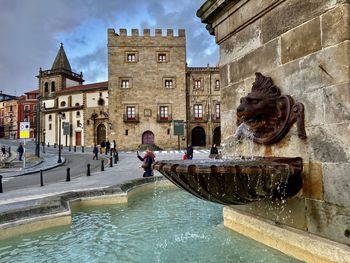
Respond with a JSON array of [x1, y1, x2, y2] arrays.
[[153, 157, 303, 205]]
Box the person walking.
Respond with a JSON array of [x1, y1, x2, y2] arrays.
[[1, 145, 6, 157], [93, 144, 99, 160], [17, 143, 24, 161], [186, 144, 193, 160], [100, 140, 105, 154], [137, 148, 155, 177], [105, 140, 110, 155], [112, 140, 117, 153], [209, 143, 219, 158]]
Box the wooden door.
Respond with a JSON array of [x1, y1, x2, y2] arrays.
[[75, 131, 82, 146]]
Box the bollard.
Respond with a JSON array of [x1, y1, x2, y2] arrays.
[[114, 154, 118, 164], [87, 164, 91, 176], [40, 170, 44, 187], [0, 175, 3, 193], [69, 145, 71, 152], [82, 146, 84, 153], [74, 146, 76, 152], [101, 160, 104, 171], [54, 143, 56, 148], [66, 167, 71, 182], [8, 146, 11, 157], [116, 151, 119, 161], [109, 157, 113, 167]]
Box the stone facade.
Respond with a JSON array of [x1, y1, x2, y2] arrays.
[[186, 67, 221, 147], [198, 0, 350, 247], [108, 28, 187, 150]]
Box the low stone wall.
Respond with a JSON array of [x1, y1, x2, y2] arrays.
[[0, 177, 171, 240]]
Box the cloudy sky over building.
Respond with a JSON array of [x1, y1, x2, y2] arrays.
[[0, 0, 218, 95]]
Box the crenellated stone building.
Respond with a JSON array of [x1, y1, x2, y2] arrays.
[[38, 29, 220, 150]]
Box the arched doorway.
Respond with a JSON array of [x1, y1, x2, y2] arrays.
[[142, 130, 154, 144], [191, 126, 206, 146], [213, 126, 221, 146], [96, 124, 106, 145]]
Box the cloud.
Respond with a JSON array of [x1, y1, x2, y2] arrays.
[[0, 0, 218, 95]]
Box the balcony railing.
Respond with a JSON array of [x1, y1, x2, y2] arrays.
[[157, 114, 172, 122], [123, 114, 139, 123], [190, 114, 208, 123], [211, 114, 221, 122]]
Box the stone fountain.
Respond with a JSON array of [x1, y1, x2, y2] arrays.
[[154, 73, 306, 205]]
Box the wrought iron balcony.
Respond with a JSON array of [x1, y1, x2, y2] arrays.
[[211, 114, 221, 122], [190, 114, 208, 123], [123, 114, 139, 123], [157, 114, 172, 122]]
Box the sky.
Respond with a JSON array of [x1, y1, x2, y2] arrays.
[[0, 0, 218, 96]]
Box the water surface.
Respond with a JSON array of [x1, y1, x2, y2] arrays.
[[0, 186, 301, 263]]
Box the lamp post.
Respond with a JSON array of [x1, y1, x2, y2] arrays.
[[42, 129, 46, 153], [35, 95, 42, 157], [57, 112, 62, 163], [91, 113, 98, 145]]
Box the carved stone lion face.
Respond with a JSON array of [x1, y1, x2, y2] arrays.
[[236, 73, 280, 132]]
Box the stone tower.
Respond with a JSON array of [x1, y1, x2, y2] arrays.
[[108, 28, 187, 150], [37, 43, 84, 98]]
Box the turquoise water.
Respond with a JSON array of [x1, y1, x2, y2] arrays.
[[0, 186, 301, 263]]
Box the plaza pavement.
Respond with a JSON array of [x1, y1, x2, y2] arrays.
[[0, 149, 211, 207]]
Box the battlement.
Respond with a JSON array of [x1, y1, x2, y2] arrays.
[[108, 28, 185, 38]]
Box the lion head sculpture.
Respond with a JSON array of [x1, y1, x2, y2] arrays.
[[236, 72, 306, 144]]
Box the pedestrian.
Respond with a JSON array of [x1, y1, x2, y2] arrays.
[[209, 143, 219, 158], [1, 145, 6, 157], [17, 143, 24, 161], [186, 143, 193, 160], [112, 140, 117, 153], [100, 140, 105, 154], [93, 144, 99, 160], [105, 140, 110, 155], [137, 148, 155, 177], [183, 151, 187, 160]]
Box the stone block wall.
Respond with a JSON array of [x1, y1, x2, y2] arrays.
[[198, 0, 350, 245]]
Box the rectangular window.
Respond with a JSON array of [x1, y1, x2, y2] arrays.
[[159, 106, 169, 119], [77, 120, 81, 127], [194, 80, 201, 89], [121, 80, 129, 88], [215, 80, 220, 89], [158, 53, 166, 62], [24, 105, 30, 112], [126, 106, 136, 120], [49, 124, 52, 130], [126, 53, 136, 62], [194, 104, 203, 119], [9, 105, 13, 112], [164, 80, 173, 88], [215, 104, 220, 118]]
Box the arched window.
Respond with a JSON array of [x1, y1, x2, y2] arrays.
[[51, 81, 55, 92], [44, 82, 49, 92], [76, 111, 80, 117], [60, 101, 66, 107], [48, 114, 52, 121], [98, 98, 105, 106], [75, 102, 80, 106]]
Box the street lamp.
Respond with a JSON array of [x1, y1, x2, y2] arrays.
[[57, 112, 62, 163]]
